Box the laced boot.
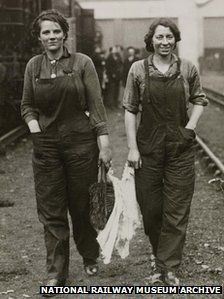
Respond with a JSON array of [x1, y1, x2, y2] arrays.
[[163, 271, 180, 286]]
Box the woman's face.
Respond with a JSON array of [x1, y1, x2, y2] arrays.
[[38, 20, 65, 53], [152, 25, 175, 57]]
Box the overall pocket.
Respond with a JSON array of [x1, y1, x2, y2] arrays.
[[178, 126, 196, 151], [31, 131, 42, 142], [179, 127, 196, 141]]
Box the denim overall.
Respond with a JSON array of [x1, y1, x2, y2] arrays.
[[135, 58, 195, 271], [32, 54, 99, 281]]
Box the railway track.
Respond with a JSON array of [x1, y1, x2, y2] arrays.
[[203, 86, 224, 108], [195, 136, 224, 182], [0, 125, 28, 150], [1, 126, 223, 182], [0, 86, 223, 182], [197, 87, 224, 181]]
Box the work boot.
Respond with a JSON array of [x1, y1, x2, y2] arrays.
[[163, 271, 180, 286], [42, 278, 66, 297], [83, 258, 98, 276], [147, 266, 164, 284]]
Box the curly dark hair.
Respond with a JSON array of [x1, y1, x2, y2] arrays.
[[144, 18, 181, 53], [31, 9, 69, 41]]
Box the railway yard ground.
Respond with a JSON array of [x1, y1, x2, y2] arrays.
[[0, 72, 224, 298], [201, 71, 224, 95], [200, 72, 224, 164]]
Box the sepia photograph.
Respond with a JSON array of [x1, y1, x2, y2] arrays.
[[0, 0, 224, 298]]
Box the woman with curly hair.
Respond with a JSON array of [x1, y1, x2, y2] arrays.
[[123, 18, 208, 285], [21, 9, 111, 289]]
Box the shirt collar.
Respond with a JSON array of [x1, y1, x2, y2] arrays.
[[148, 53, 178, 67], [147, 53, 179, 77], [43, 46, 71, 60]]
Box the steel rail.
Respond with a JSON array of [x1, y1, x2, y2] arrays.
[[0, 125, 28, 148], [203, 87, 224, 107], [196, 135, 224, 176]]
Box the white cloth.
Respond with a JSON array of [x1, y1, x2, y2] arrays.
[[97, 165, 141, 264]]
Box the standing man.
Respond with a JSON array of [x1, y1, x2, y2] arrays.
[[105, 46, 123, 108], [122, 47, 138, 87]]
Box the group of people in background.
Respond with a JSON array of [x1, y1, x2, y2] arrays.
[[92, 44, 141, 109]]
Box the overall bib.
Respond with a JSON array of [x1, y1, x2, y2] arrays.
[[135, 58, 195, 271], [32, 55, 99, 281]]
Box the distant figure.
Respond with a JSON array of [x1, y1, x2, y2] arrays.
[[122, 47, 138, 87], [115, 44, 125, 62], [105, 46, 123, 108], [92, 47, 105, 89], [92, 47, 108, 100]]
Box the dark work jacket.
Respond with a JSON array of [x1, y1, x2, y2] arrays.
[[21, 47, 108, 136]]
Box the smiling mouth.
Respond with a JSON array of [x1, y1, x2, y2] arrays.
[[160, 48, 171, 52]]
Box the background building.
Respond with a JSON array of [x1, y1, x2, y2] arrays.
[[78, 0, 224, 69]]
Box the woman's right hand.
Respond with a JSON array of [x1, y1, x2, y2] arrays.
[[127, 148, 142, 169]]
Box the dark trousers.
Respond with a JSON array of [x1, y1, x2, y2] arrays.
[[105, 79, 120, 108], [135, 142, 195, 271], [32, 125, 99, 280]]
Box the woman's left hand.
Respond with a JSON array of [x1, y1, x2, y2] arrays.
[[99, 146, 112, 169]]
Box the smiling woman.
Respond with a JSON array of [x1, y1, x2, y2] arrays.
[[123, 17, 208, 286], [152, 26, 175, 57], [21, 9, 111, 292]]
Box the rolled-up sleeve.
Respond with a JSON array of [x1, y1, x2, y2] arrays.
[[123, 63, 141, 114], [21, 59, 39, 124], [83, 57, 108, 136], [188, 63, 208, 106]]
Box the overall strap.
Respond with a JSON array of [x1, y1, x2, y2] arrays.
[[176, 57, 182, 75], [62, 53, 77, 74], [63, 53, 88, 111], [176, 57, 189, 124], [143, 58, 150, 104], [34, 54, 44, 80]]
